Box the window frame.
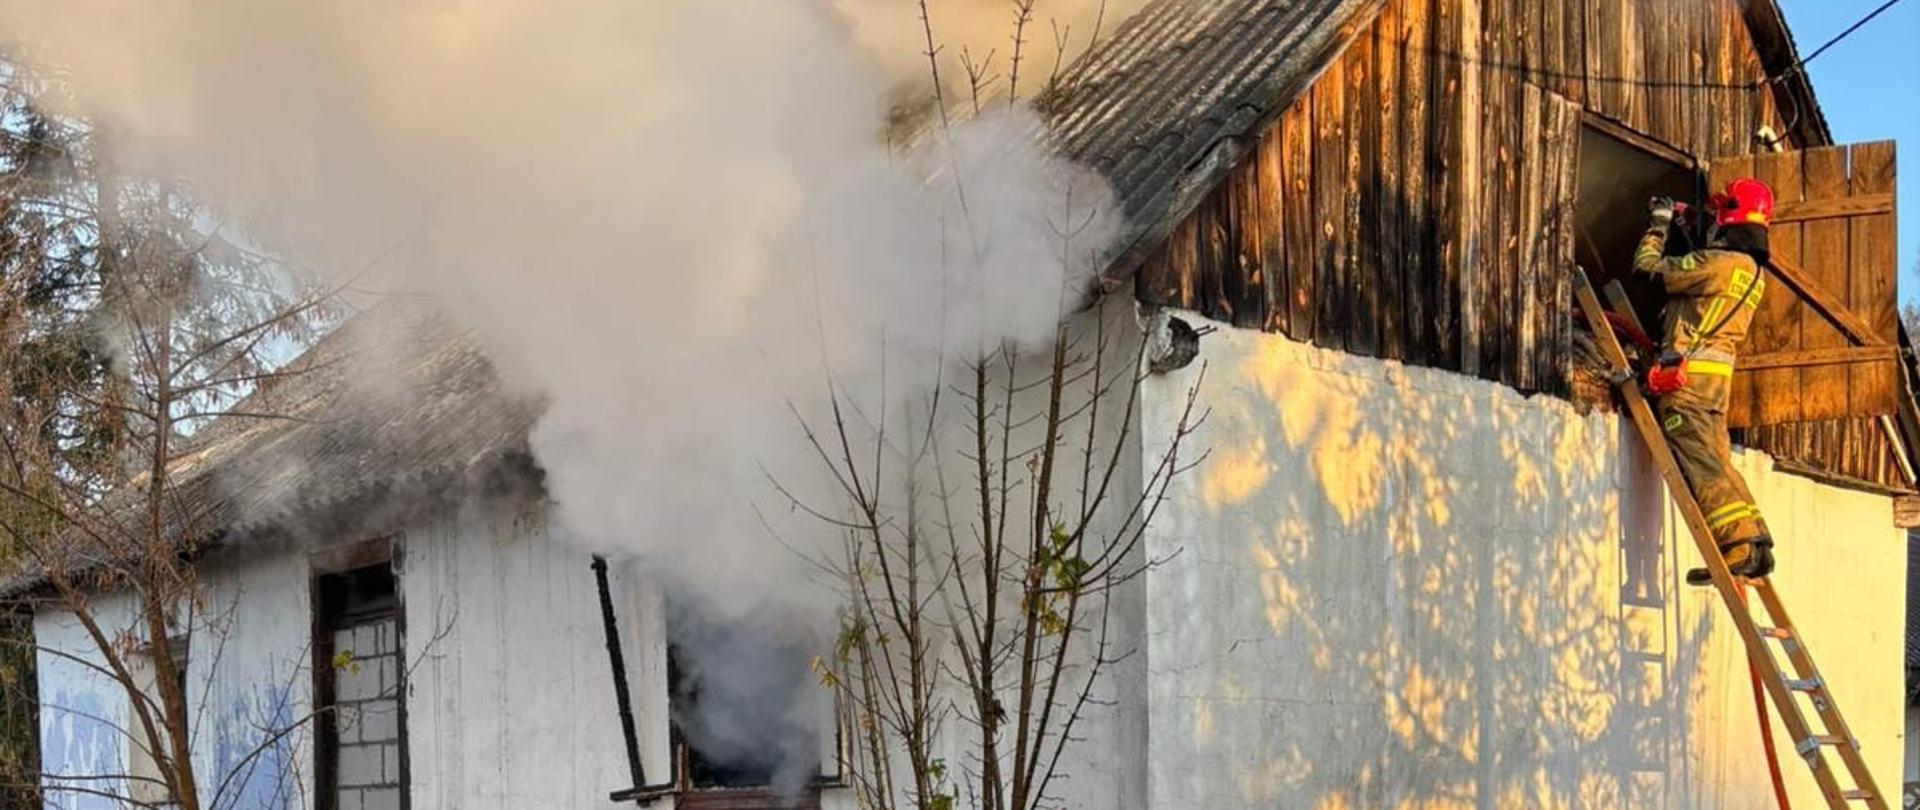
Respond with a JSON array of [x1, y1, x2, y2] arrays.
[[310, 537, 410, 810]]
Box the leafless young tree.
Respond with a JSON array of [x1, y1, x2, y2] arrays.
[[799, 300, 1203, 810], [787, 8, 1205, 810]]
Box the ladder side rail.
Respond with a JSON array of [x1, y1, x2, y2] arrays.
[[1752, 579, 1889, 807], [1573, 270, 1857, 807]]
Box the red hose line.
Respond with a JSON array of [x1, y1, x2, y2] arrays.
[[1745, 583, 1792, 809]]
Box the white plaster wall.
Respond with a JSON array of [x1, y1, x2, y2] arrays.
[[36, 591, 141, 810], [1137, 313, 1906, 810], [190, 548, 321, 809], [399, 499, 655, 809], [33, 504, 649, 810], [35, 548, 317, 810]]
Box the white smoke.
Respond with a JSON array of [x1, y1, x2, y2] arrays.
[[845, 0, 1146, 97], [0, 0, 1131, 788]]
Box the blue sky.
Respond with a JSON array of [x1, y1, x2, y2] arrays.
[[1777, 0, 1920, 303]]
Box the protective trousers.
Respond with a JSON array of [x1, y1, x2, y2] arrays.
[[1655, 373, 1769, 551]]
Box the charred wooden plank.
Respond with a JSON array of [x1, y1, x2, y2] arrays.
[[1232, 154, 1264, 330], [1400, 0, 1433, 360], [1540, 0, 1565, 98], [1256, 123, 1290, 335], [1375, 5, 1407, 360], [1455, 0, 1485, 375], [1536, 85, 1566, 391], [1485, 79, 1519, 383], [1620, 0, 1651, 132], [1347, 27, 1380, 357], [1515, 82, 1546, 390], [1313, 70, 1348, 351], [1133, 248, 1173, 308], [1725, 4, 1746, 147], [1170, 213, 1202, 312], [1585, 0, 1612, 121], [1203, 170, 1237, 326], [1566, 0, 1587, 105], [1282, 104, 1316, 339]]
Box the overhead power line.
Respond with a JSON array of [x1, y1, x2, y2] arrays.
[[1777, 0, 1909, 82]]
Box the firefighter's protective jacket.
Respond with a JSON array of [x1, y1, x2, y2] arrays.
[[1632, 217, 1767, 389]]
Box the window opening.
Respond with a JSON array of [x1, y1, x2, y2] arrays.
[[666, 607, 824, 810], [314, 562, 406, 810], [1573, 122, 1702, 336]]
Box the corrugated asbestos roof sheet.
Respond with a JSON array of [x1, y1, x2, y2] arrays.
[[1039, 0, 1384, 283], [173, 306, 538, 535], [0, 304, 540, 595]]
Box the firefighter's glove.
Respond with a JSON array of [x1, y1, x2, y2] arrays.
[[1648, 196, 1676, 224]]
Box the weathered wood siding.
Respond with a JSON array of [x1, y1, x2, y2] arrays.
[[1739, 417, 1910, 495], [1712, 143, 1899, 428], [1135, 0, 1787, 393]]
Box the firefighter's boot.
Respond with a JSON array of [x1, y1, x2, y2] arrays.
[[1686, 535, 1774, 585]]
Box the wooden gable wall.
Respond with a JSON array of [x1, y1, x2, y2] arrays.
[[1134, 0, 1789, 395]]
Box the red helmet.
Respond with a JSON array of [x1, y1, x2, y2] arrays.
[[1711, 178, 1774, 228]]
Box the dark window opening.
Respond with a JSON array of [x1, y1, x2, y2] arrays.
[[1574, 123, 1702, 334], [314, 559, 407, 810], [665, 607, 824, 810]]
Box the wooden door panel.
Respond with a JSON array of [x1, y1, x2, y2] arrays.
[[1711, 141, 1898, 428]]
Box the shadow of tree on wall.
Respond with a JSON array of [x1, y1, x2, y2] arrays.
[[1141, 311, 1730, 810]]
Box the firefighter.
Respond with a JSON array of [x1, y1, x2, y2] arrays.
[[1636, 178, 1775, 584]]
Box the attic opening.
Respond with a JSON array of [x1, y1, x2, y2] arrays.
[[1573, 121, 1700, 333]]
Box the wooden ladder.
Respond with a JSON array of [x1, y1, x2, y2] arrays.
[[1573, 268, 1888, 809]]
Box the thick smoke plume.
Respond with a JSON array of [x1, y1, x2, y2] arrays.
[[0, 0, 1129, 785]]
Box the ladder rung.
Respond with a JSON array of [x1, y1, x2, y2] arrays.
[[1840, 789, 1876, 801], [1796, 735, 1848, 755], [1756, 626, 1794, 639], [1785, 677, 1823, 692]]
